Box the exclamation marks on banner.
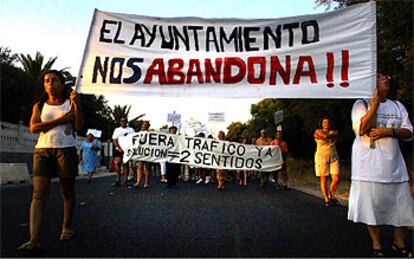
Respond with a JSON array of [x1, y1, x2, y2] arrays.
[[326, 50, 349, 88], [326, 53, 335, 88], [340, 50, 349, 87]]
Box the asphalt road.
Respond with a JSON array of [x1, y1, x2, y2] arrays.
[[1, 175, 410, 257]]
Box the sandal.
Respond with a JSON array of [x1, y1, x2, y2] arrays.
[[60, 229, 74, 241], [392, 243, 413, 257], [17, 240, 40, 252], [372, 249, 384, 257], [324, 200, 331, 207], [112, 181, 120, 187], [330, 198, 341, 207]]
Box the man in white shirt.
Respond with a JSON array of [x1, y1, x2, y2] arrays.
[[112, 117, 135, 186]]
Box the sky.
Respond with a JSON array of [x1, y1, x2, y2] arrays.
[[0, 0, 328, 134]]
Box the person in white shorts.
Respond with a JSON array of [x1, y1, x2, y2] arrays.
[[112, 117, 135, 186], [314, 117, 340, 207], [159, 161, 167, 183]]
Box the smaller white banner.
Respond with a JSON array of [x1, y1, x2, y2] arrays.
[[86, 129, 102, 138], [195, 124, 209, 136], [119, 131, 282, 172], [274, 110, 284, 125], [167, 113, 181, 124], [208, 112, 225, 122]]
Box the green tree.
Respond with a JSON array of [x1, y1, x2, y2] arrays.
[[109, 104, 145, 131], [241, 98, 354, 158], [226, 121, 249, 142], [1, 49, 66, 124], [0, 47, 18, 65], [249, 99, 281, 138], [18, 52, 57, 100], [79, 94, 114, 140], [1, 62, 33, 124], [18, 51, 73, 103]]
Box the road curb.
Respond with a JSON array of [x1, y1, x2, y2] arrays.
[[290, 183, 349, 207]]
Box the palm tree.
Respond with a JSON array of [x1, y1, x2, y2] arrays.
[[110, 104, 145, 130], [19, 51, 56, 82], [18, 51, 71, 99]]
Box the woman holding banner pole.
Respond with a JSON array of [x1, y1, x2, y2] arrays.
[[348, 73, 413, 257], [17, 70, 83, 252]]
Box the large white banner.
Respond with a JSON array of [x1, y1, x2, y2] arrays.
[[118, 132, 282, 172], [76, 2, 376, 98]]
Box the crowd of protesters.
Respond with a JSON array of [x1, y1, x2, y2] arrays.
[[103, 72, 414, 257], [17, 70, 413, 257], [109, 121, 291, 192]]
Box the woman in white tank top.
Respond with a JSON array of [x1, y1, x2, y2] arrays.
[[17, 70, 83, 252]]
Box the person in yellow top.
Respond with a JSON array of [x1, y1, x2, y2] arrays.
[[134, 121, 151, 188], [314, 117, 340, 207], [255, 129, 272, 187]]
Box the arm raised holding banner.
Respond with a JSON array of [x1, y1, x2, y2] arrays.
[[349, 72, 414, 257]]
